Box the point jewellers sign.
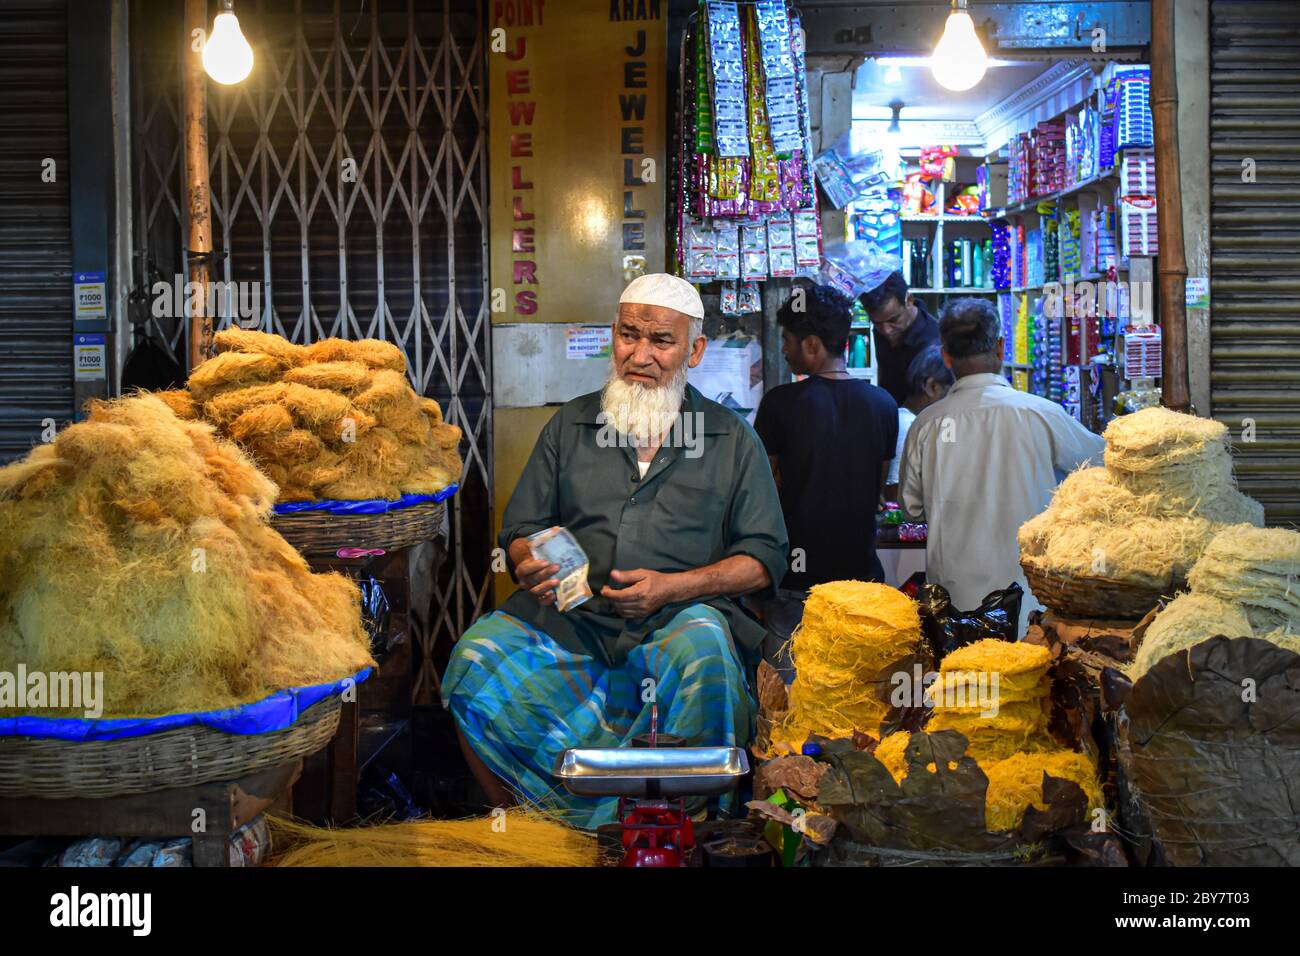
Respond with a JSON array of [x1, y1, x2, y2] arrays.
[[489, 0, 667, 324]]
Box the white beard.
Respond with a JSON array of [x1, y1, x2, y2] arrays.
[[600, 359, 688, 447]]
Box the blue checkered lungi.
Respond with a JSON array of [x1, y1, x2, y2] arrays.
[[441, 603, 755, 829]]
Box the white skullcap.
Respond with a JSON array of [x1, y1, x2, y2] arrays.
[[618, 273, 704, 319]]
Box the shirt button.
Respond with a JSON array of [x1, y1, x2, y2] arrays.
[[630, 497, 637, 504]]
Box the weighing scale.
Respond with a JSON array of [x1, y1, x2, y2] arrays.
[[553, 733, 751, 867]]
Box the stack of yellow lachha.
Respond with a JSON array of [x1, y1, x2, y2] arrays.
[[768, 581, 922, 751], [927, 639, 1053, 761], [158, 328, 462, 502], [872, 639, 1102, 833]]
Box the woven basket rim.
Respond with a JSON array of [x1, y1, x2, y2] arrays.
[[0, 696, 342, 799], [271, 498, 447, 523], [1020, 556, 1176, 591], [0, 668, 369, 743]]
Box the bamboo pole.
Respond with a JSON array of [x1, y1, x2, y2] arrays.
[[1150, 0, 1190, 412], [184, 0, 214, 372]]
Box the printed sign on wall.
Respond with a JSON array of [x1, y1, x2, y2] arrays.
[[488, 0, 667, 327]]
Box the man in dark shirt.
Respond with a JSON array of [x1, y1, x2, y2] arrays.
[[860, 271, 941, 406], [442, 273, 788, 827], [753, 283, 899, 677]]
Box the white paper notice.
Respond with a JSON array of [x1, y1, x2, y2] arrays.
[[565, 326, 612, 360], [688, 338, 763, 422]]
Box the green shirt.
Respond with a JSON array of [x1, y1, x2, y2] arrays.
[[498, 384, 789, 667]]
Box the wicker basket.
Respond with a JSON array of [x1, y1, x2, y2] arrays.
[[1022, 559, 1177, 621], [271, 500, 445, 559], [0, 695, 342, 800]]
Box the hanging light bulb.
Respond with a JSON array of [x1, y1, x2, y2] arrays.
[[879, 101, 905, 177], [931, 0, 987, 92], [886, 101, 904, 140], [202, 0, 254, 85]]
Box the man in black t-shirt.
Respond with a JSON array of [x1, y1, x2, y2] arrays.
[[753, 284, 899, 679], [859, 271, 941, 406]]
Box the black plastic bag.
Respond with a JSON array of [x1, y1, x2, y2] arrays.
[[917, 582, 1024, 663], [358, 576, 392, 657]]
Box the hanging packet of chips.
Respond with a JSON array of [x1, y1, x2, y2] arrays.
[[684, 222, 717, 281], [793, 209, 821, 271], [744, 6, 780, 203], [720, 280, 740, 316], [755, 0, 801, 155], [767, 213, 796, 277], [715, 221, 740, 279], [742, 222, 769, 279], [706, 2, 749, 158]]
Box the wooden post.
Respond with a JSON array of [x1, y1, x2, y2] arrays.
[[184, 0, 214, 372], [1150, 0, 1191, 412]]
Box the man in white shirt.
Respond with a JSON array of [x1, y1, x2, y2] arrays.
[[899, 298, 1105, 635], [884, 344, 953, 501]]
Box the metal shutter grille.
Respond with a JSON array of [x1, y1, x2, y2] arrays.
[[1210, 0, 1300, 525], [130, 0, 491, 701], [0, 0, 72, 462]]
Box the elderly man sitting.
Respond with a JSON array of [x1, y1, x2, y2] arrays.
[[442, 274, 788, 827]]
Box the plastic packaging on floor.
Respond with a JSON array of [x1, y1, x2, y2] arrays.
[[49, 817, 270, 867]]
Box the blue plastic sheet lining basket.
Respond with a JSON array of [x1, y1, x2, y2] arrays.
[[268, 486, 457, 559], [0, 668, 371, 800]]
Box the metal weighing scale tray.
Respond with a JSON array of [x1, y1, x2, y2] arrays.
[[553, 746, 750, 798]]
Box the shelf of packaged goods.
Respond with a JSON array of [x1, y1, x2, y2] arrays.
[[988, 168, 1119, 219], [1075, 268, 1129, 281], [901, 214, 991, 224]]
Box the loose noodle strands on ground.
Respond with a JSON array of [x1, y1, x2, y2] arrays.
[[268, 811, 599, 867]]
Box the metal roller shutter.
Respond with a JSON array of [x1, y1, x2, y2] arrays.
[[1210, 0, 1300, 525], [0, 0, 73, 462]]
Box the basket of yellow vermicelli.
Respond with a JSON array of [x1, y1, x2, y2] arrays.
[[155, 329, 462, 559], [1018, 407, 1264, 620], [752, 582, 1118, 866], [0, 395, 375, 798], [1109, 526, 1300, 866]]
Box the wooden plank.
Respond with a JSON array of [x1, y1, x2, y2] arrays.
[[328, 700, 360, 823]]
